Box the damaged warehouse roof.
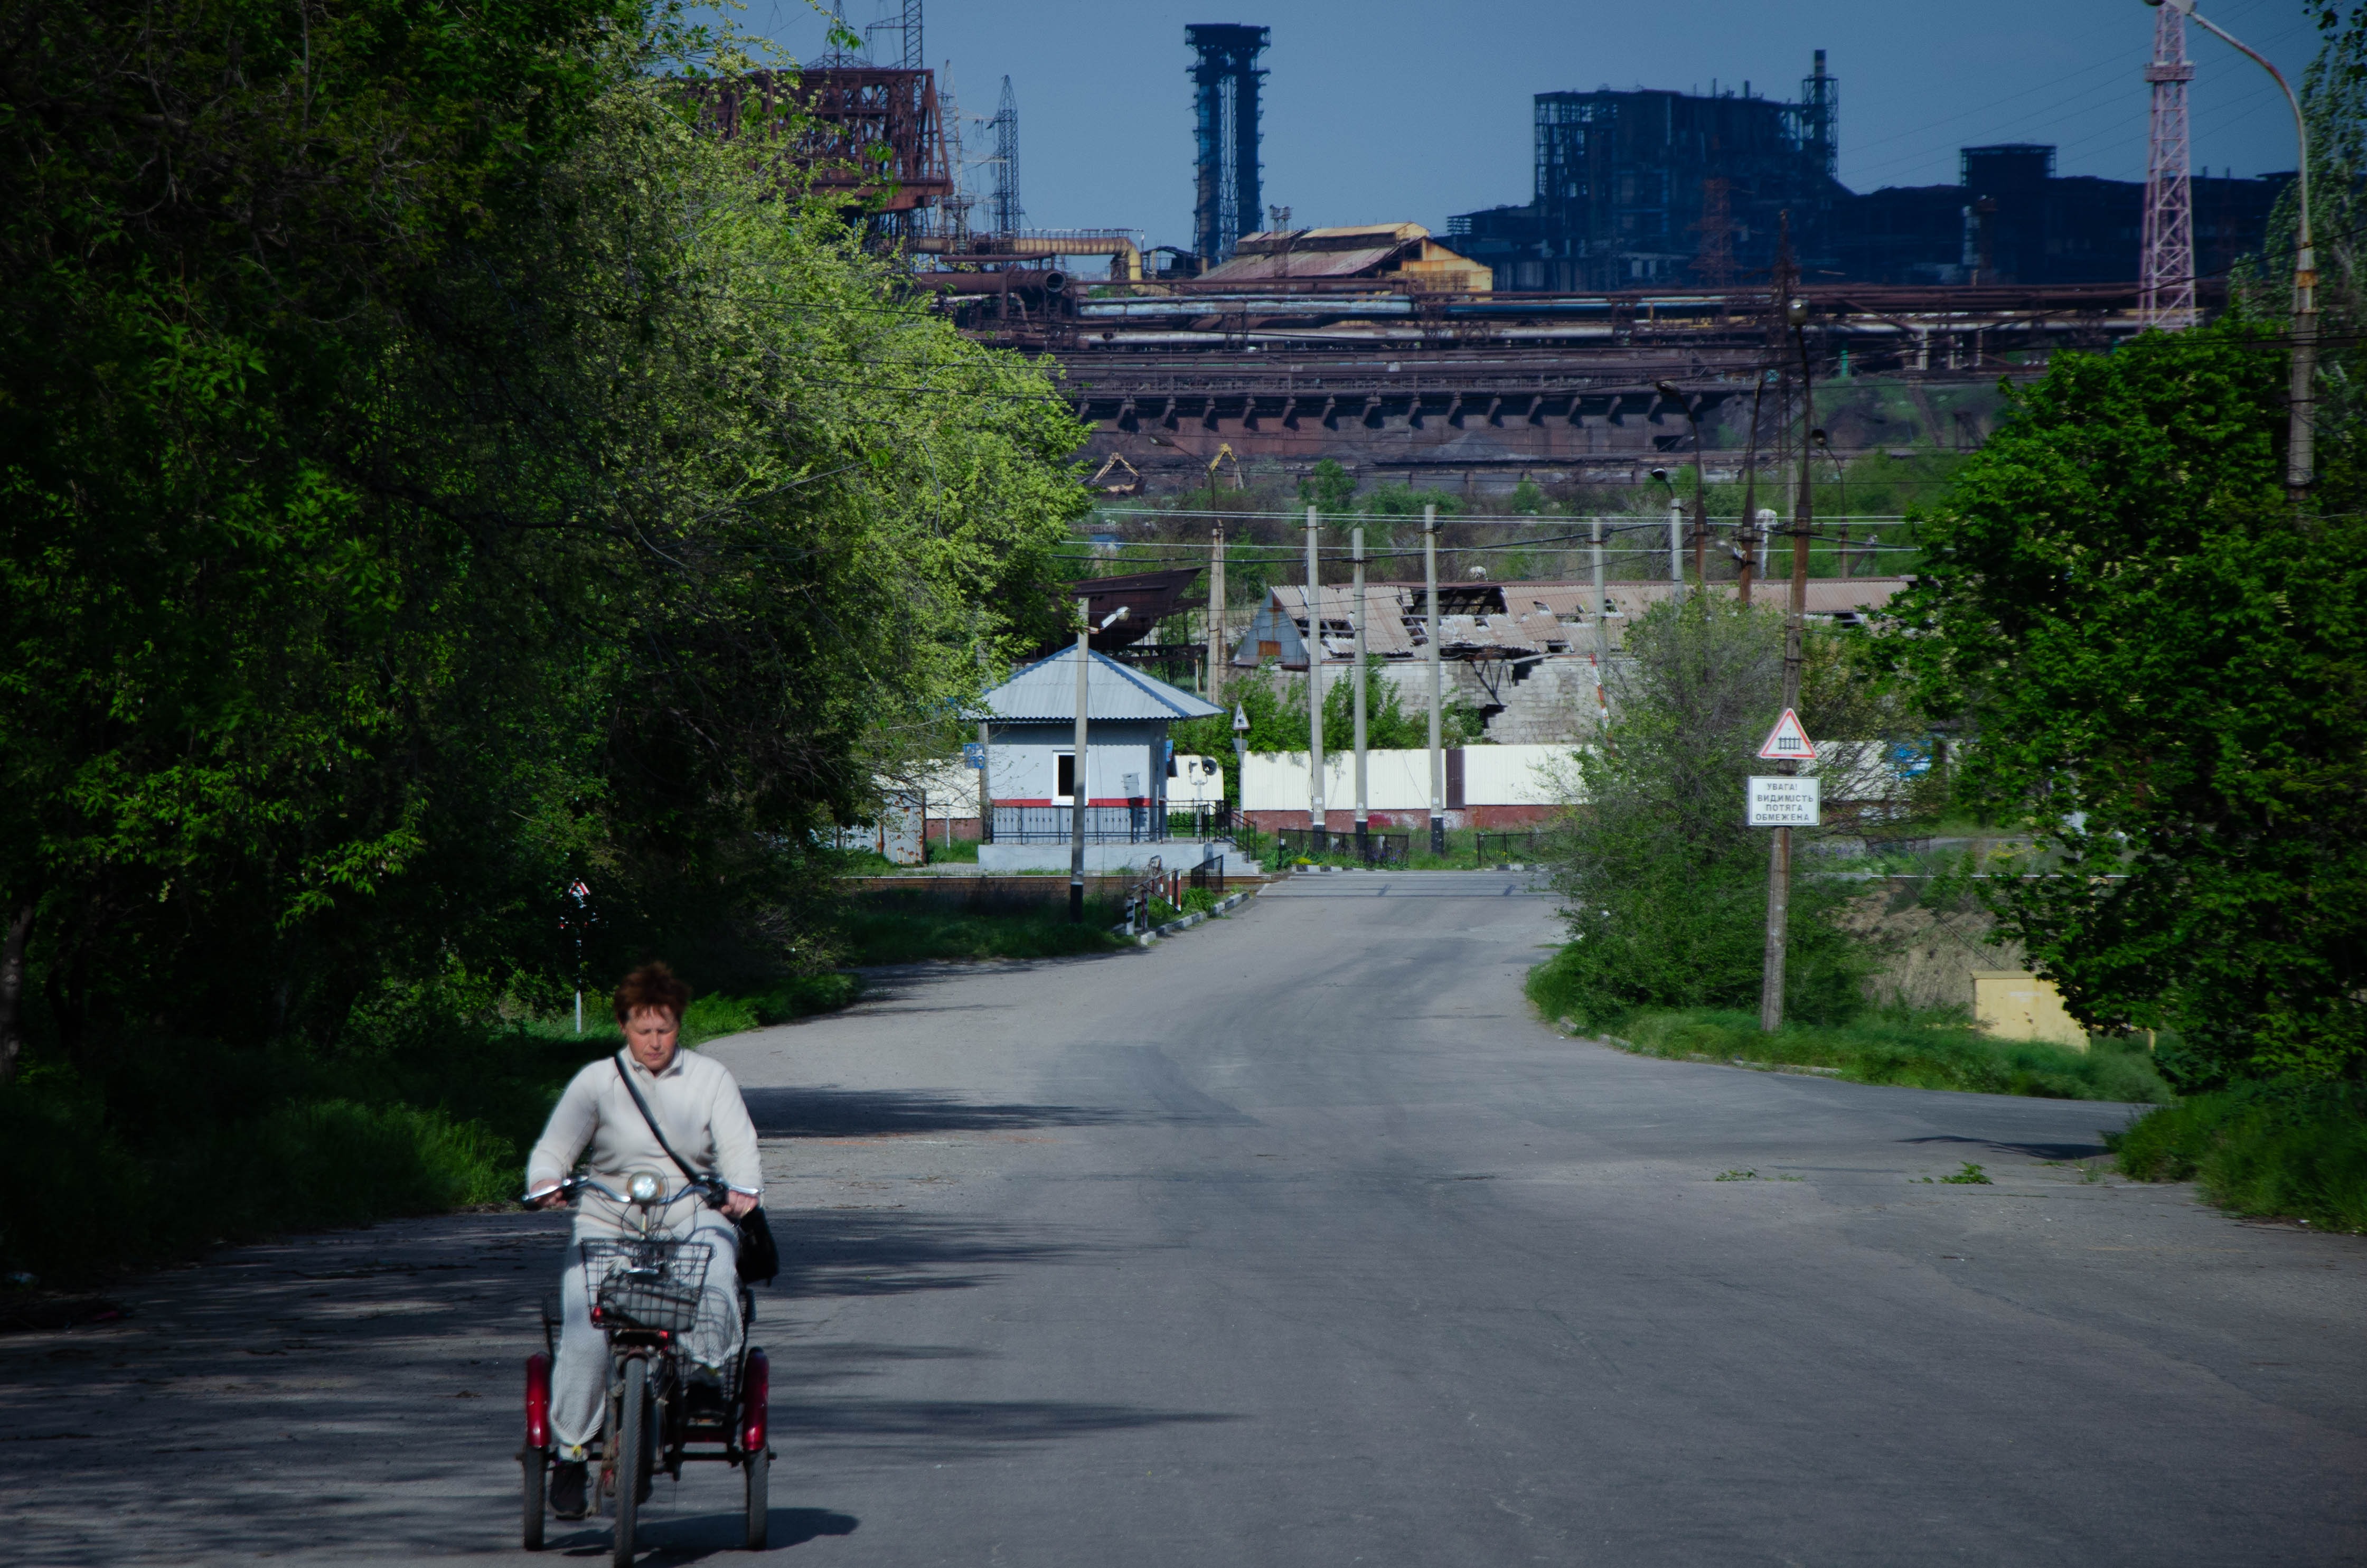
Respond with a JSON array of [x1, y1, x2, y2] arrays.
[[1236, 579, 1912, 669], [1196, 223, 1494, 293]]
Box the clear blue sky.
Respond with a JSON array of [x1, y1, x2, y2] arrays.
[[737, 0, 2321, 247]]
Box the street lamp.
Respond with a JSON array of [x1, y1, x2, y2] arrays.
[[1648, 467, 1685, 587], [2149, 0, 2315, 500], [1809, 427, 1850, 572], [1655, 379, 1710, 586]]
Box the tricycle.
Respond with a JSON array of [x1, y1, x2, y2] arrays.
[[518, 1171, 771, 1561]]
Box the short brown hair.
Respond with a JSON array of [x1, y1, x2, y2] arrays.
[[612, 961, 692, 1027]]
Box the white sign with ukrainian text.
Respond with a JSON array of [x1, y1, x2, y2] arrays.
[[1748, 775, 1821, 827]]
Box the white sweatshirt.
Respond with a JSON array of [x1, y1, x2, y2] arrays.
[[526, 1049, 764, 1210]]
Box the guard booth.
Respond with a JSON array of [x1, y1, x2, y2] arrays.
[[973, 643, 1228, 873]]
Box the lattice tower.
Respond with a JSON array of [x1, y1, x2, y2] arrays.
[[990, 77, 1022, 238], [2141, 6, 2198, 330]]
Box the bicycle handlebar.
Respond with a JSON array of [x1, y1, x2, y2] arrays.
[[518, 1172, 729, 1212]]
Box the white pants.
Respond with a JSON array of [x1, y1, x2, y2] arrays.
[[551, 1208, 741, 1459]]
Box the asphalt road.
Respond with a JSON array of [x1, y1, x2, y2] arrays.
[[6, 869, 2365, 1565]]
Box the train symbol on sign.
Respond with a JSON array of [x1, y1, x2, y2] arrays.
[[1757, 709, 1815, 760]]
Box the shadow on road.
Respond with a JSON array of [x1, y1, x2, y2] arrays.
[[770, 1211, 1102, 1301], [741, 1085, 1124, 1139], [1899, 1132, 2112, 1161], [561, 1505, 860, 1561], [772, 1397, 1234, 1461]]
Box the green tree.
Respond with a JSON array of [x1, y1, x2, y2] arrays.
[[1298, 458, 1357, 514], [0, 3, 1084, 1081], [1878, 323, 2367, 1083], [1541, 596, 1868, 1027]]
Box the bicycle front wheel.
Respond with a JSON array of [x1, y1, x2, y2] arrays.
[[520, 1448, 546, 1551], [612, 1357, 647, 1568]]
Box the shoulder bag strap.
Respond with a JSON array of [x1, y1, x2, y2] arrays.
[[613, 1052, 704, 1186]]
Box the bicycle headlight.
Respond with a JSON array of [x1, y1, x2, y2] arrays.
[[627, 1170, 663, 1204]]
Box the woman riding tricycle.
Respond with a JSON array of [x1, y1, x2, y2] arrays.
[[518, 962, 776, 1560]]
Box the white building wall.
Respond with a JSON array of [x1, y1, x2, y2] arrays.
[[1242, 745, 1583, 813], [979, 720, 1168, 805]]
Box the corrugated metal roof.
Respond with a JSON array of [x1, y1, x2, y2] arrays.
[[1198, 245, 1402, 283], [980, 643, 1225, 722], [1241, 579, 1912, 664]]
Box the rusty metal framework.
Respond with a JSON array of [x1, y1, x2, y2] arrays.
[[2140, 6, 2199, 330], [696, 67, 953, 219]]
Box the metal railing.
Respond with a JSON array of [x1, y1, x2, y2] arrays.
[[991, 805, 1166, 844], [1475, 831, 1547, 866], [1166, 803, 1233, 840], [1276, 827, 1411, 866], [1188, 856, 1226, 898]]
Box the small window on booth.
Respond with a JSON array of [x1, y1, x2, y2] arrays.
[[1056, 752, 1076, 803]]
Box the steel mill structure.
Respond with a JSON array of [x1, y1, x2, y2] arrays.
[[1188, 24, 1271, 268], [688, 17, 2286, 494], [2141, 4, 2200, 330]]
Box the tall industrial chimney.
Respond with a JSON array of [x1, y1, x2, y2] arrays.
[[1187, 24, 1271, 266]]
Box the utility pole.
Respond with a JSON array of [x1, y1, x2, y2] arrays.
[[1305, 506, 1326, 849], [1070, 598, 1092, 924], [1590, 516, 1610, 722], [1206, 524, 1227, 702], [1656, 378, 1710, 587], [975, 641, 994, 846], [1425, 504, 1445, 856], [1760, 292, 1815, 1032], [2154, 0, 2316, 501], [977, 716, 993, 843], [1352, 525, 1369, 862]]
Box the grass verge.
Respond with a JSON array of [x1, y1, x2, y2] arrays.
[[2110, 1081, 2367, 1231], [841, 897, 1134, 964], [0, 975, 860, 1289], [1538, 994, 2172, 1104]]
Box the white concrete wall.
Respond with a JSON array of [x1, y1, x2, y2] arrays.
[[1242, 746, 1584, 812]]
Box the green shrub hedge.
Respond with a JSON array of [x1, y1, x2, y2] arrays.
[[2112, 1081, 2367, 1230]]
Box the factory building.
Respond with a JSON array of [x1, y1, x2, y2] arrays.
[[1448, 53, 2285, 291]]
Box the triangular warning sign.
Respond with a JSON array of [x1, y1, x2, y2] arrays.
[[1757, 709, 1815, 760]]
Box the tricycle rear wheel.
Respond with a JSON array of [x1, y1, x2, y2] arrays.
[[521, 1449, 547, 1550], [743, 1445, 768, 1550]]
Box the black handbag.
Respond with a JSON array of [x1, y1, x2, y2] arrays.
[[613, 1054, 779, 1285]]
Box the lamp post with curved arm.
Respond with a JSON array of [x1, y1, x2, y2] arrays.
[[2149, 0, 2315, 499]]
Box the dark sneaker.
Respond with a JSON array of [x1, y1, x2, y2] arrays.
[[684, 1378, 729, 1426], [550, 1460, 588, 1520]]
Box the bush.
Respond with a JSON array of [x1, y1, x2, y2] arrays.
[[1542, 595, 1909, 1029], [0, 975, 861, 1285], [2112, 1081, 2367, 1229], [838, 901, 1131, 964], [1543, 1000, 2174, 1103]]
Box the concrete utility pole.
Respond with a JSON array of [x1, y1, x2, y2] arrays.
[[1206, 524, 1226, 702], [1305, 506, 1326, 849], [1425, 504, 1445, 856], [1657, 378, 1710, 588], [2153, 0, 2315, 500], [1666, 493, 1685, 587], [1760, 296, 1815, 1031], [1590, 515, 1610, 724], [1070, 598, 1092, 923], [1352, 525, 1369, 862], [977, 715, 993, 842]]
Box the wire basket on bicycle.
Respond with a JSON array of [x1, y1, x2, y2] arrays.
[[581, 1237, 712, 1334]]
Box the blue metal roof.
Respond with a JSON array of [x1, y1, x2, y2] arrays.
[[980, 644, 1225, 722]]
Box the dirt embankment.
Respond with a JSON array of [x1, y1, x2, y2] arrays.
[[1838, 880, 2024, 1013]]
